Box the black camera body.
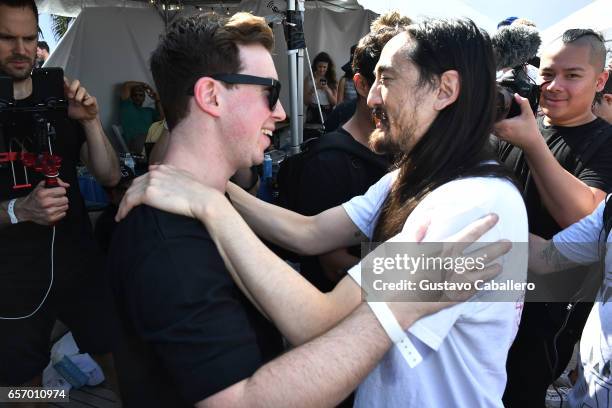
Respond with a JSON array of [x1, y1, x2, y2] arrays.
[[0, 67, 67, 114], [495, 66, 540, 122]]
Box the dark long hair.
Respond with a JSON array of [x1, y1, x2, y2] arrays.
[[373, 19, 515, 241], [311, 52, 338, 89]]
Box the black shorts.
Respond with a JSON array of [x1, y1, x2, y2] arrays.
[[0, 266, 120, 385]]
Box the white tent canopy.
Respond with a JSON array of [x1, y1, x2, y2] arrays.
[[44, 4, 374, 137], [540, 0, 612, 53], [37, 0, 498, 30], [36, 0, 516, 140]]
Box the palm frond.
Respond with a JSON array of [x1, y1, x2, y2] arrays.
[[50, 15, 73, 41]]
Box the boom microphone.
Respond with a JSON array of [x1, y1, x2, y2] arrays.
[[492, 25, 541, 71]]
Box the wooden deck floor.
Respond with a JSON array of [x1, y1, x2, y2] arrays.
[[49, 384, 121, 408]]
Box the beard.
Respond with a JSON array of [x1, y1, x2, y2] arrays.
[[369, 106, 419, 155], [0, 54, 35, 81]]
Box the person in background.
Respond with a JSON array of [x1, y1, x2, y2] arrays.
[[144, 119, 168, 162], [494, 29, 612, 407], [324, 14, 412, 133], [337, 44, 357, 105], [593, 68, 612, 123], [304, 51, 337, 131], [0, 0, 122, 403], [295, 13, 402, 292], [528, 201, 612, 408], [119, 81, 164, 153], [35, 39, 48, 68]]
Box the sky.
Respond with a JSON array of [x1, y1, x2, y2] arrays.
[[462, 0, 593, 29], [39, 13, 59, 52]]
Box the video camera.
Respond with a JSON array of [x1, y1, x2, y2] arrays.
[[0, 68, 68, 188], [492, 25, 541, 121]]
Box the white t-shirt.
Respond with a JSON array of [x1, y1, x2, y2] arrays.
[[342, 171, 528, 408], [553, 201, 612, 408], [306, 80, 330, 105]]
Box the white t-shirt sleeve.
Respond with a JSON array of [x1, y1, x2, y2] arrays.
[[342, 170, 397, 239], [553, 200, 606, 265]]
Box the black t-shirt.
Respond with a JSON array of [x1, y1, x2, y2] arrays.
[[296, 128, 390, 292], [0, 96, 98, 313], [495, 116, 612, 239], [109, 205, 283, 405]]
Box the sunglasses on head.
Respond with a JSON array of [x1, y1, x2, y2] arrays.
[[188, 73, 281, 111]]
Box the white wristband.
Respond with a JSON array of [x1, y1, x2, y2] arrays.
[[7, 198, 19, 224], [368, 301, 423, 368]]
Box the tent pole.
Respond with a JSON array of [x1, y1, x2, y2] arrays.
[[287, 0, 300, 155], [297, 0, 305, 147]]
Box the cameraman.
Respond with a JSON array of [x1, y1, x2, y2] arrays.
[[493, 29, 612, 406], [0, 0, 121, 396]]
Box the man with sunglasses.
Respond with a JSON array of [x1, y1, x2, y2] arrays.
[[108, 12, 287, 406]]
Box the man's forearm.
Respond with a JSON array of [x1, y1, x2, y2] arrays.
[[228, 183, 359, 255], [80, 118, 121, 186], [529, 234, 578, 274], [201, 303, 413, 408], [227, 182, 323, 255], [201, 195, 359, 345], [524, 139, 605, 227]]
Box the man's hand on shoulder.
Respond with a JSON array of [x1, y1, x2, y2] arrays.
[[64, 77, 99, 123], [493, 94, 542, 153], [15, 179, 71, 225]]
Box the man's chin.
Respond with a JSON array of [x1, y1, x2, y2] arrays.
[[369, 128, 400, 154], [1, 67, 32, 81]]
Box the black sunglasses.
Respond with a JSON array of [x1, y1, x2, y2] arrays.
[[188, 73, 281, 111]]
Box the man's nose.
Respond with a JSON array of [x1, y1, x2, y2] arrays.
[[13, 39, 27, 56], [273, 101, 287, 122], [542, 77, 561, 92], [367, 82, 382, 108]]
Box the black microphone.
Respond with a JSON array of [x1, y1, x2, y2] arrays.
[[492, 25, 541, 71]]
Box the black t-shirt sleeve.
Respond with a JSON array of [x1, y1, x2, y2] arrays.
[[296, 152, 355, 216], [578, 138, 612, 192], [129, 236, 266, 404]]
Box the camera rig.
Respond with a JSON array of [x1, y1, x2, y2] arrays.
[[0, 68, 67, 189]]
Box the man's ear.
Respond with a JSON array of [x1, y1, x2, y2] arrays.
[[353, 73, 371, 98], [193, 77, 221, 118], [604, 93, 612, 105], [596, 69, 609, 92], [434, 70, 460, 111]]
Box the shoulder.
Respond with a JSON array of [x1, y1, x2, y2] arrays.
[[113, 206, 216, 260], [427, 177, 521, 204], [110, 207, 228, 312], [410, 177, 528, 242]]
